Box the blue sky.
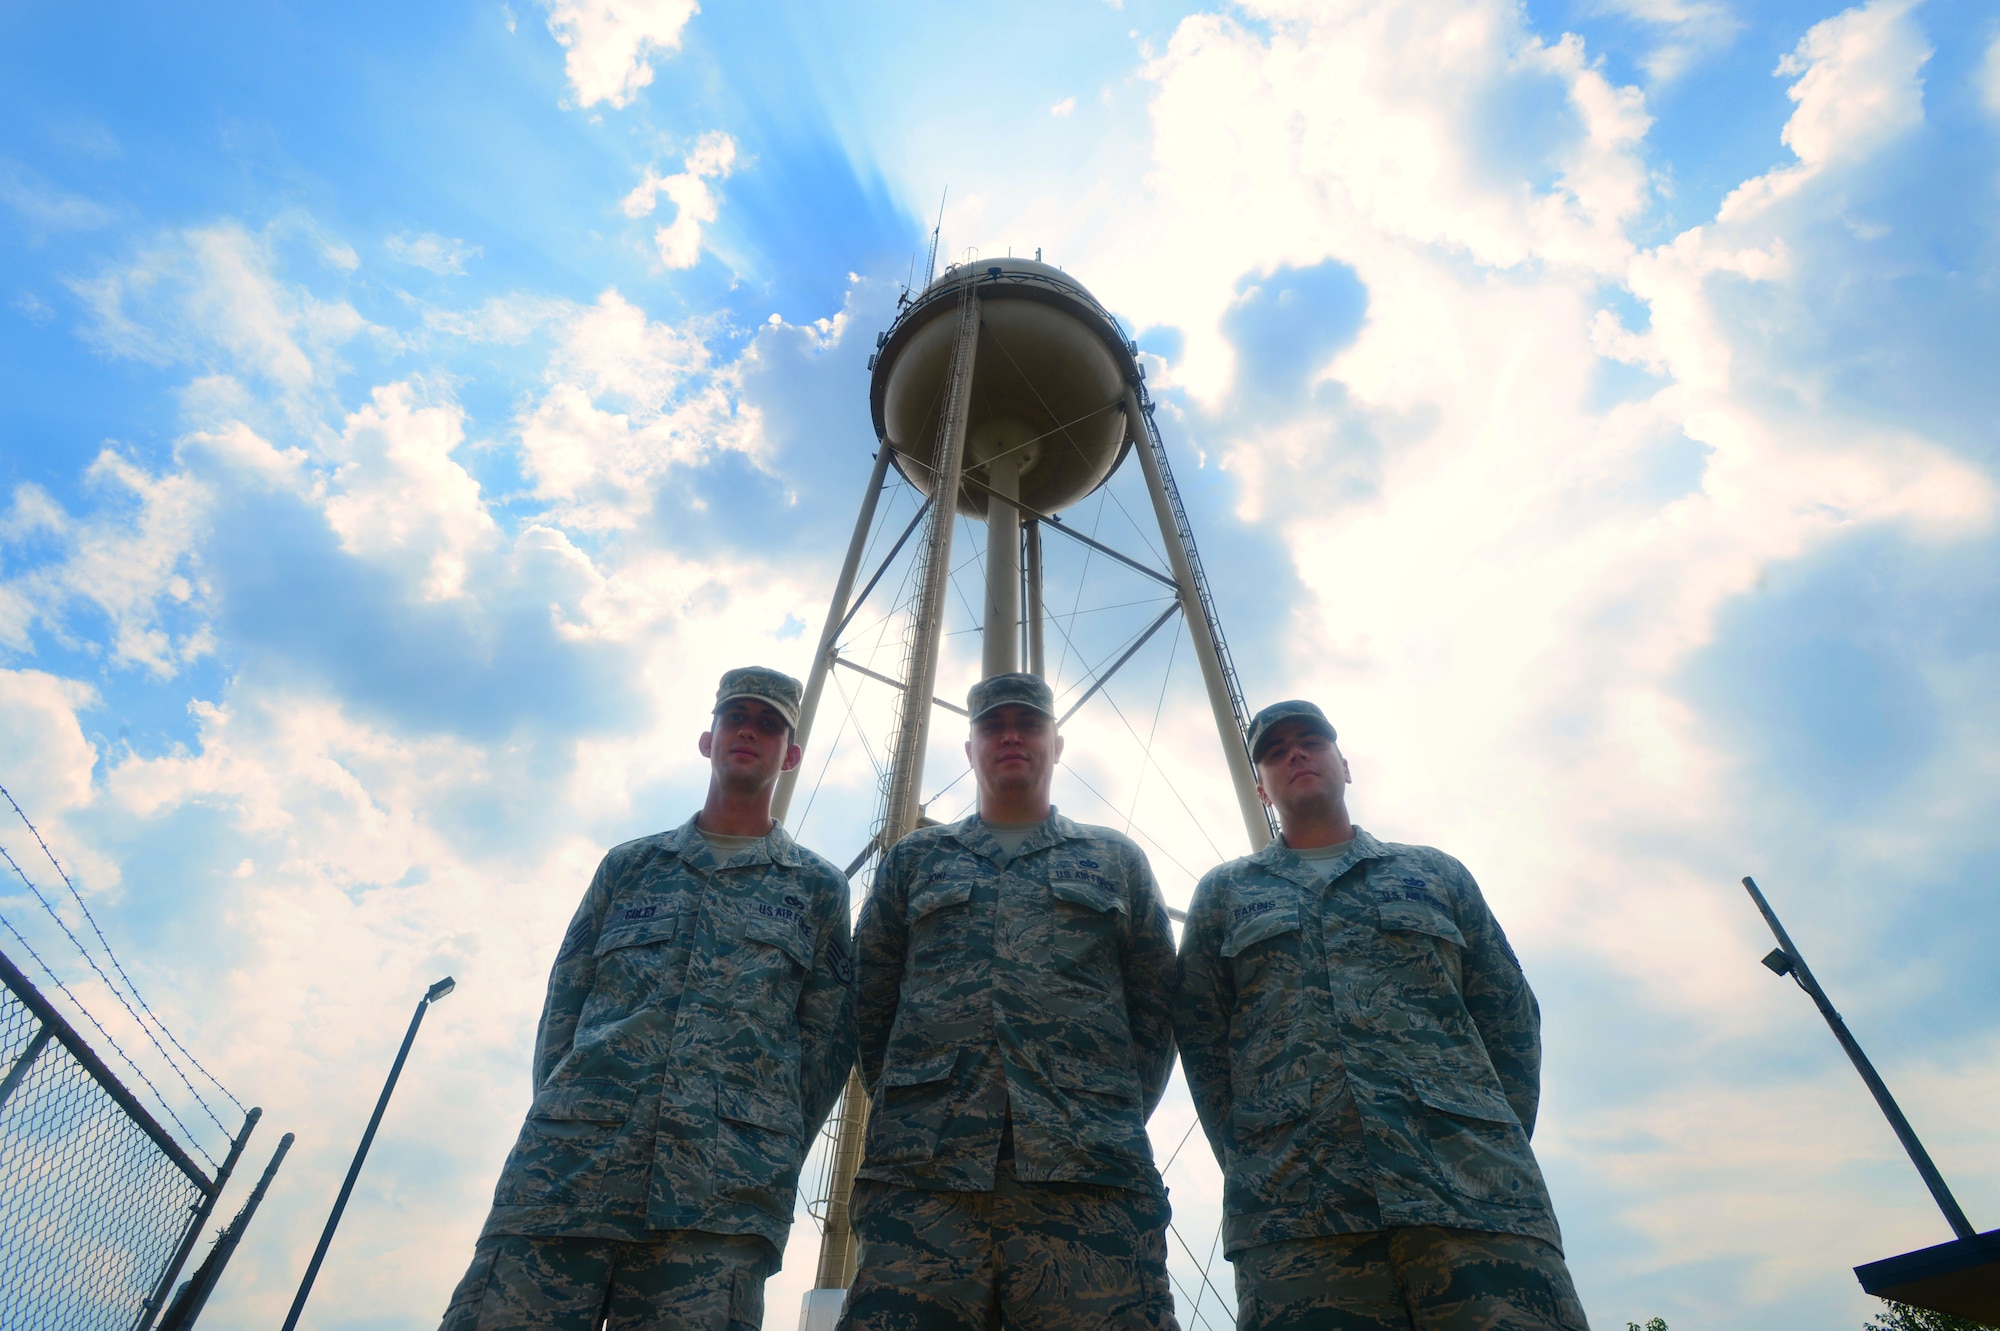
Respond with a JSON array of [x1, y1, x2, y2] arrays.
[[3, 0, 1999, 1327]]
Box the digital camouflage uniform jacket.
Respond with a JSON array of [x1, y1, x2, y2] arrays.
[[853, 812, 1178, 1195], [1175, 827, 1561, 1257], [480, 817, 855, 1252]]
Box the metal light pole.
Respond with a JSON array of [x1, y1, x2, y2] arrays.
[[280, 977, 455, 1331], [1743, 877, 2000, 1320], [1742, 877, 1974, 1239]]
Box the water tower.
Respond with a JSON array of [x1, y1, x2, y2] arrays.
[[771, 256, 1272, 1324]]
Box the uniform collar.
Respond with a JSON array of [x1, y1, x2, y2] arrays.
[[945, 808, 1079, 866], [663, 813, 803, 871], [1249, 824, 1388, 887]]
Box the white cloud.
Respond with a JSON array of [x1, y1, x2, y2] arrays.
[[622, 132, 737, 269], [12, 292, 55, 325], [385, 231, 482, 275], [1720, 0, 1930, 219], [1555, 1033, 2000, 1310], [0, 160, 114, 232], [1593, 0, 1742, 83], [1086, 0, 1652, 401], [0, 669, 100, 820], [1981, 31, 2000, 116], [542, 0, 699, 109], [422, 292, 577, 344], [1051, 96, 1077, 117], [517, 288, 758, 527], [323, 384, 499, 600], [67, 221, 369, 398], [1, 451, 215, 676]]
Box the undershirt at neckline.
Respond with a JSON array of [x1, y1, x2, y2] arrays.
[[981, 816, 1048, 858], [697, 826, 766, 859], [1288, 835, 1358, 886]]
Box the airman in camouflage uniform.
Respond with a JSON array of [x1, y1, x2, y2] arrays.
[[839, 672, 1182, 1331], [441, 667, 857, 1331], [1176, 701, 1588, 1331]]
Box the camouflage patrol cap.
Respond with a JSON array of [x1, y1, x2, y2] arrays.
[[967, 671, 1057, 722], [1246, 699, 1337, 761], [714, 666, 803, 729]]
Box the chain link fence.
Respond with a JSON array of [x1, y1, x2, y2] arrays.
[[1, 949, 235, 1331]]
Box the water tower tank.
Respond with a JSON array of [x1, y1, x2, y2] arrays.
[[870, 258, 1138, 518]]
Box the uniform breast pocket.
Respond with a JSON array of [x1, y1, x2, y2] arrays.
[[1376, 900, 1465, 948], [1047, 878, 1125, 977], [1376, 898, 1467, 995], [742, 911, 814, 970], [494, 1079, 636, 1205], [1222, 902, 1304, 1067], [581, 915, 683, 1027], [1221, 901, 1301, 960], [906, 878, 975, 964], [727, 913, 812, 1044]]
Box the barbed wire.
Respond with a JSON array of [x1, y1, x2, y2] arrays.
[[0, 782, 245, 1115], [0, 907, 220, 1171], [0, 837, 235, 1143]]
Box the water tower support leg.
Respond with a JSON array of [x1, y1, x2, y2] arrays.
[[773, 445, 893, 823], [982, 452, 1022, 678], [813, 289, 980, 1301], [1025, 520, 1046, 678], [1125, 388, 1272, 852]]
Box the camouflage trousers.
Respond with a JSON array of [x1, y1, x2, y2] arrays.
[[838, 1161, 1181, 1331], [439, 1231, 774, 1331], [1233, 1226, 1589, 1331]]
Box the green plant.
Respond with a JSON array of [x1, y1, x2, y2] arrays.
[[1865, 1301, 1998, 1331], [1626, 1320, 1667, 1331]]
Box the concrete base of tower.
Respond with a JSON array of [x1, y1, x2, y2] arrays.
[[799, 1287, 847, 1331]]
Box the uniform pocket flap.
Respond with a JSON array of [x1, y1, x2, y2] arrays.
[[717, 1081, 803, 1138], [1221, 903, 1301, 958], [909, 879, 973, 921], [1048, 1056, 1140, 1101], [1230, 1076, 1314, 1132], [882, 1050, 959, 1088], [1377, 901, 1466, 947], [742, 911, 814, 969], [529, 1079, 636, 1124], [594, 911, 680, 957], [1413, 1079, 1519, 1125], [1049, 879, 1125, 916]]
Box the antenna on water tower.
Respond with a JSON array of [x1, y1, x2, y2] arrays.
[[775, 256, 1273, 1329], [924, 189, 946, 286]]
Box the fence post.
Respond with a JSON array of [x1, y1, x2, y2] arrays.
[[132, 1107, 260, 1331], [1, 949, 241, 1331], [157, 1131, 295, 1331]]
